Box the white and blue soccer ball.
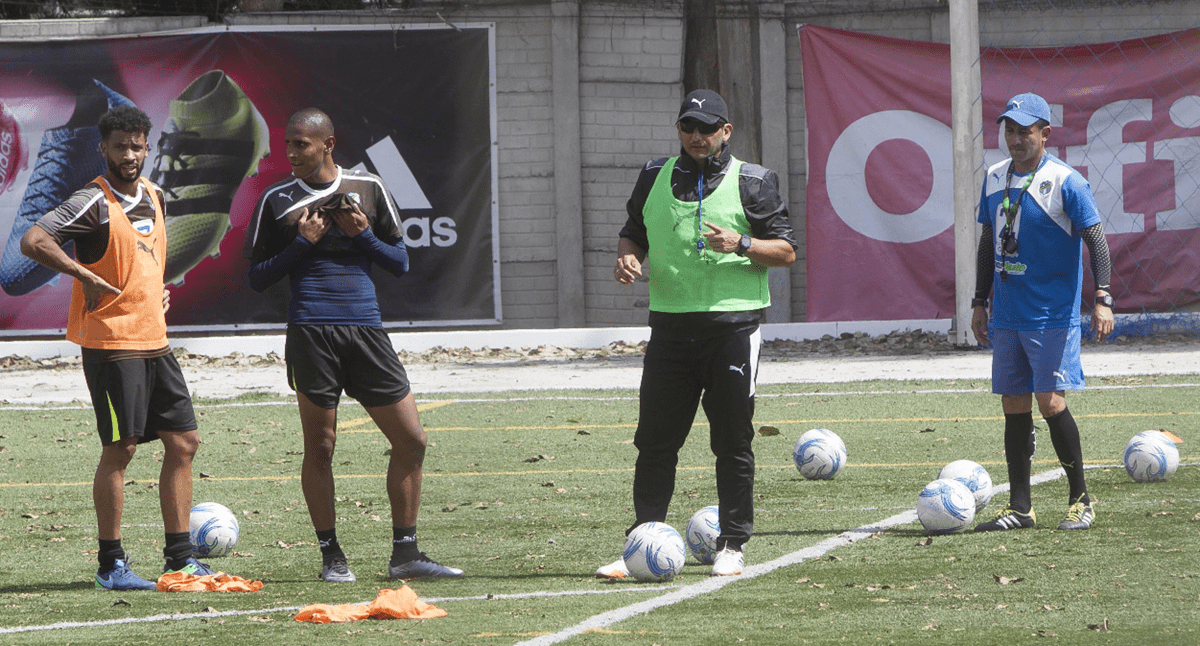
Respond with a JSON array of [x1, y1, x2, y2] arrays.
[[685, 506, 721, 565], [623, 521, 686, 582], [189, 502, 240, 558], [937, 459, 994, 511], [916, 479, 976, 534], [793, 428, 847, 480], [1123, 430, 1180, 482]]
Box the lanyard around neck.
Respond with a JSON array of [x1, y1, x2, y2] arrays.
[[1001, 156, 1046, 227], [695, 170, 705, 255], [997, 155, 1046, 282]]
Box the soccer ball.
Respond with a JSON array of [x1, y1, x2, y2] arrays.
[[623, 521, 686, 582], [1123, 431, 1180, 482], [685, 506, 721, 565], [916, 479, 976, 534], [937, 459, 994, 511], [189, 502, 239, 558], [793, 428, 847, 480]]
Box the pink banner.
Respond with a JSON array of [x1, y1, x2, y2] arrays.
[[800, 25, 1200, 321]]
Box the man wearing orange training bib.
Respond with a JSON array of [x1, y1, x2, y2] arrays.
[[21, 106, 215, 590]]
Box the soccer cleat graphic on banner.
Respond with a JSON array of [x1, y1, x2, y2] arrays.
[[150, 70, 269, 285], [0, 80, 136, 296]]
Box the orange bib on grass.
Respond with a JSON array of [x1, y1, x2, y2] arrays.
[[66, 177, 168, 350]]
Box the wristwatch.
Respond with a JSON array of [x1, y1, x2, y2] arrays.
[[971, 297, 988, 309], [1095, 294, 1114, 308], [735, 234, 751, 256]]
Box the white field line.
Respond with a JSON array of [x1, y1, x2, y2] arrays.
[[512, 468, 1068, 646], [3, 380, 1199, 411], [0, 585, 685, 635], [0, 464, 1149, 636]]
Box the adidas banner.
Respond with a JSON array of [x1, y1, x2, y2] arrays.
[[800, 24, 1200, 321], [0, 25, 498, 333]]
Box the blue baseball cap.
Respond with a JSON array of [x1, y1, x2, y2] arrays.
[[996, 93, 1051, 127]]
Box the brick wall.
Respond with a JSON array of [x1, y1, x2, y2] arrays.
[[579, 9, 684, 328], [492, 9, 558, 328]]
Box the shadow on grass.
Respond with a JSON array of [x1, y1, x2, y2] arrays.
[[0, 580, 95, 594]]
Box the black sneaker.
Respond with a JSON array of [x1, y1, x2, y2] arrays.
[[975, 505, 1036, 532], [388, 553, 463, 579], [1057, 496, 1095, 530], [319, 554, 356, 583]]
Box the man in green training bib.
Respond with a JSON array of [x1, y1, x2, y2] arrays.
[[599, 89, 797, 578]]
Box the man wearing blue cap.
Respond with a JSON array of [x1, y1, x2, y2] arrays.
[[599, 89, 797, 577], [972, 92, 1114, 532]]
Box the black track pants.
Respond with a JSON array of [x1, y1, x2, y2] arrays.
[[631, 325, 760, 548]]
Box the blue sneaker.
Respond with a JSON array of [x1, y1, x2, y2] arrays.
[[166, 556, 216, 576], [0, 80, 136, 296], [95, 558, 158, 591]]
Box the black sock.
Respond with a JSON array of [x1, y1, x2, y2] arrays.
[[1004, 412, 1035, 513], [98, 539, 125, 571], [1045, 407, 1088, 504], [316, 528, 343, 561], [163, 532, 192, 571], [391, 526, 419, 565]]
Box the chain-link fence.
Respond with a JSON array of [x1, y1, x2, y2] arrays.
[[975, 0, 1200, 339]]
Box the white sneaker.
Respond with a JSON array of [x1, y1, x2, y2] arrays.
[[595, 558, 629, 579], [711, 547, 744, 576]]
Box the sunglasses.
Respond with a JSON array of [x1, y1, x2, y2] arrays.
[[678, 120, 724, 135]]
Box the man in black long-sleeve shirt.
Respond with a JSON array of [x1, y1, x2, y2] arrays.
[[242, 108, 461, 583], [600, 90, 797, 579]]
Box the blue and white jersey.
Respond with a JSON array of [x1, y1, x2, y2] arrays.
[[977, 153, 1101, 331]]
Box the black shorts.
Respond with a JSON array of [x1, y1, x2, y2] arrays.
[[285, 325, 411, 409], [82, 353, 198, 446]]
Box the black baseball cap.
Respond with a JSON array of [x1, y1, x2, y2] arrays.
[[677, 89, 729, 125]]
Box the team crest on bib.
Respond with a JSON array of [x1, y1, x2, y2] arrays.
[[133, 220, 153, 234], [348, 192, 362, 205], [1039, 180, 1052, 196]]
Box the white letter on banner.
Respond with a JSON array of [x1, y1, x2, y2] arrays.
[[351, 136, 433, 210], [404, 217, 432, 248], [1064, 99, 1150, 234], [825, 110, 953, 243], [1151, 96, 1200, 232]]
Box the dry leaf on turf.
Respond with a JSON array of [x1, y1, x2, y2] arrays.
[[1088, 618, 1111, 631]]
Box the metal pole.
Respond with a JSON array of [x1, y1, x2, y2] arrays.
[[949, 0, 983, 345]]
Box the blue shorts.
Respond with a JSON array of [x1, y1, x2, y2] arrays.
[[991, 326, 1085, 395]]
